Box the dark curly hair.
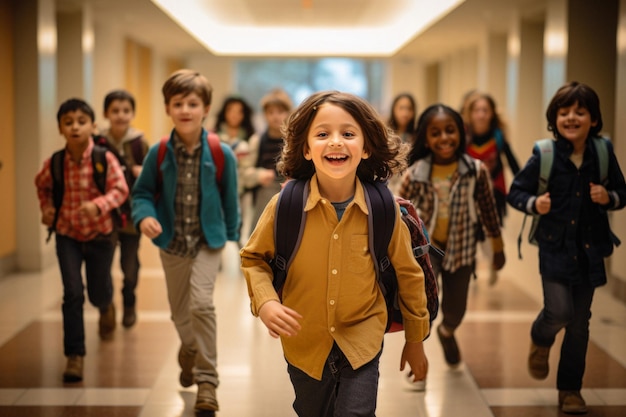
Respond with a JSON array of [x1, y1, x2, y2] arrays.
[[213, 95, 255, 141], [277, 90, 407, 182]]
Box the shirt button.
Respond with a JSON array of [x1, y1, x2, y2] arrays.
[[330, 300, 335, 305], [330, 326, 335, 332], [331, 269, 337, 275], [321, 200, 327, 204], [187, 195, 192, 201], [571, 220, 575, 225], [187, 159, 192, 164], [585, 243, 590, 249], [185, 218, 191, 223], [187, 172, 192, 178], [333, 234, 339, 240]]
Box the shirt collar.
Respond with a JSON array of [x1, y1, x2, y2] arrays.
[[304, 174, 369, 215]]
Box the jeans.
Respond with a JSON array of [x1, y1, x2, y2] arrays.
[[430, 248, 473, 331], [287, 343, 381, 417], [117, 231, 141, 308], [55, 233, 116, 356], [531, 278, 595, 391]]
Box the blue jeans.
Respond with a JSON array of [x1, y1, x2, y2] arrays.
[[531, 278, 595, 391], [118, 231, 141, 308], [56, 233, 116, 356], [287, 343, 381, 417]]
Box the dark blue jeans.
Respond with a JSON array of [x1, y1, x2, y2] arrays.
[[531, 278, 595, 391], [287, 343, 381, 417], [56, 233, 116, 356], [117, 231, 141, 308]]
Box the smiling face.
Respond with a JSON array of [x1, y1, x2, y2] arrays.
[[425, 110, 461, 165], [58, 110, 96, 151], [304, 103, 369, 191], [393, 96, 415, 132], [165, 92, 210, 142], [104, 99, 134, 138], [555, 101, 597, 147]]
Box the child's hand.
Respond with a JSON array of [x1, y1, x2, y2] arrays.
[[132, 165, 142, 178], [78, 201, 99, 219], [493, 251, 506, 270], [535, 192, 551, 215], [589, 182, 610, 205], [139, 216, 163, 239], [258, 300, 302, 338], [41, 207, 56, 227], [400, 341, 428, 382], [258, 169, 276, 186]]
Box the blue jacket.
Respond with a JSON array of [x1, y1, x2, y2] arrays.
[[507, 136, 626, 287], [131, 129, 241, 250]]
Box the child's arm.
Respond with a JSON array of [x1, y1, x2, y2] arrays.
[[34, 158, 55, 226], [131, 144, 160, 230], [400, 341, 428, 382], [241, 194, 302, 337]]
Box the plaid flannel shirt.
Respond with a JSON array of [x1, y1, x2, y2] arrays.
[[399, 154, 501, 272]]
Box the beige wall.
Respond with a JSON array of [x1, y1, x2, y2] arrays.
[[0, 0, 16, 272]]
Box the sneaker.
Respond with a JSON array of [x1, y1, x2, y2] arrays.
[[178, 345, 196, 387], [437, 324, 461, 366], [63, 355, 84, 383], [122, 306, 136, 328], [559, 390, 587, 414], [195, 382, 219, 412], [98, 303, 116, 340], [528, 341, 550, 380]]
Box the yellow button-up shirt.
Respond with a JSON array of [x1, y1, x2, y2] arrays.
[[240, 175, 429, 380]]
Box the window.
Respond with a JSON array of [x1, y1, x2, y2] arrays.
[[235, 58, 385, 113]]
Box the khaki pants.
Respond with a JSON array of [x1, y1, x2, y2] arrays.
[[159, 245, 222, 387]]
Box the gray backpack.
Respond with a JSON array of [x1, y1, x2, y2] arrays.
[[517, 137, 609, 258]]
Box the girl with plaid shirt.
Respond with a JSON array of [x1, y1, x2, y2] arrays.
[[399, 103, 504, 369]]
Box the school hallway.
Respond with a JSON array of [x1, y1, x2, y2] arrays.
[[1, 210, 625, 417]]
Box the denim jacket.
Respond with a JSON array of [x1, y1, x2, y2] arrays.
[[507, 136, 626, 287]]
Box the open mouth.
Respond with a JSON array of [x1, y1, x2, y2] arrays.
[[325, 154, 349, 164]]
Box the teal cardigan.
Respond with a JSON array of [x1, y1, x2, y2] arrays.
[[131, 129, 241, 250]]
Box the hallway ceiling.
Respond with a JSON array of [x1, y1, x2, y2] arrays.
[[62, 0, 545, 62]]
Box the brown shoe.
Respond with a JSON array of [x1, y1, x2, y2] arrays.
[[195, 382, 219, 412], [437, 324, 461, 366], [178, 345, 196, 387], [98, 303, 116, 340], [528, 341, 550, 380], [559, 390, 587, 414], [63, 355, 84, 383], [122, 306, 136, 328]]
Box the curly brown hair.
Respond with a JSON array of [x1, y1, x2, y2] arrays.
[[277, 91, 407, 182]]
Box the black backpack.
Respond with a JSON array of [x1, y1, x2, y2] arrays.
[[270, 179, 441, 336], [47, 144, 126, 242]]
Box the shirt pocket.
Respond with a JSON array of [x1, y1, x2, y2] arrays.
[[348, 234, 373, 274]]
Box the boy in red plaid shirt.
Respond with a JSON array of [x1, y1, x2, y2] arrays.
[[35, 98, 128, 383]]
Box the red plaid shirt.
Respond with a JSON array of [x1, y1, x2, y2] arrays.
[[35, 140, 129, 241]]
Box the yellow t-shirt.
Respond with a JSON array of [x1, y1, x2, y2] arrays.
[[431, 162, 458, 245]]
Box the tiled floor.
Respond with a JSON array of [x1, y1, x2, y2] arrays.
[[1, 211, 626, 416]]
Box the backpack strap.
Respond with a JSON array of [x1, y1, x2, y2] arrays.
[[271, 179, 309, 294], [156, 132, 225, 198], [47, 150, 66, 242], [494, 128, 505, 152], [361, 181, 396, 295], [91, 145, 109, 195], [592, 137, 609, 185], [517, 138, 554, 258]]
